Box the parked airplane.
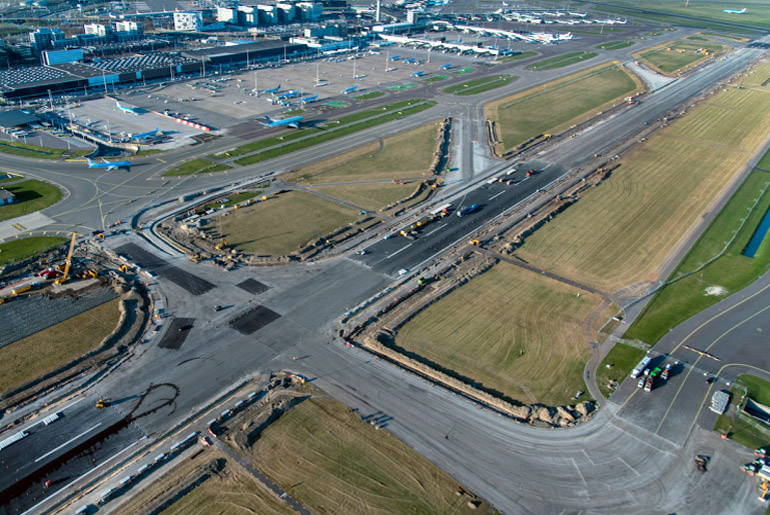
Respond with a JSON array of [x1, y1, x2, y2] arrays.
[[389, 54, 401, 61], [300, 93, 319, 103], [411, 70, 425, 77], [342, 84, 358, 94], [264, 84, 281, 94], [261, 114, 303, 129], [87, 158, 131, 171], [723, 7, 746, 13], [115, 101, 141, 115], [403, 57, 416, 64], [440, 62, 453, 70], [277, 89, 299, 99], [129, 126, 159, 140]]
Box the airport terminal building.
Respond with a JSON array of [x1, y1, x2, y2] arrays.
[[0, 40, 310, 101]]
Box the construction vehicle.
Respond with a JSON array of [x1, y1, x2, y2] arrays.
[[95, 399, 110, 409], [469, 240, 480, 246], [215, 240, 227, 250], [55, 232, 77, 286], [661, 363, 672, 380], [119, 264, 128, 272], [543, 133, 552, 140], [11, 285, 32, 296], [87, 269, 98, 278], [190, 254, 200, 262], [760, 480, 770, 503], [526, 169, 536, 177]]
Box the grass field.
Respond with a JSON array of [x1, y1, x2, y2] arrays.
[[396, 262, 605, 406], [116, 451, 290, 515], [217, 191, 359, 256], [0, 179, 62, 221], [164, 158, 233, 176], [290, 122, 438, 185], [423, 75, 448, 82], [596, 343, 646, 399], [353, 91, 385, 100], [701, 32, 748, 41], [597, 0, 770, 31], [444, 74, 516, 95], [625, 168, 770, 345], [515, 66, 770, 293], [283, 122, 440, 211], [234, 101, 437, 166], [597, 41, 634, 50], [0, 298, 120, 395], [0, 236, 68, 266], [213, 100, 424, 160], [635, 40, 724, 75], [527, 51, 598, 71], [486, 63, 641, 153], [0, 140, 90, 160], [714, 375, 770, 450], [310, 182, 418, 212], [252, 396, 491, 513]]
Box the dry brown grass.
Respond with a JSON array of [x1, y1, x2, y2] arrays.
[[485, 62, 644, 153], [252, 396, 490, 514], [0, 298, 121, 395], [311, 181, 421, 212], [396, 263, 605, 405], [217, 191, 359, 256], [515, 65, 770, 292], [116, 449, 290, 515], [285, 122, 439, 185]]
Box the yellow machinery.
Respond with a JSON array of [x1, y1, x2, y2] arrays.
[[55, 232, 77, 285], [119, 264, 128, 272], [469, 240, 480, 246], [95, 399, 109, 409], [215, 240, 227, 250], [760, 480, 770, 502], [190, 253, 200, 262]]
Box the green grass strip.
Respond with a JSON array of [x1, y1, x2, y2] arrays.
[[626, 167, 770, 345], [353, 91, 385, 100], [216, 99, 425, 159], [164, 158, 233, 176], [0, 179, 62, 221], [0, 236, 68, 266], [529, 52, 598, 71], [0, 140, 90, 160], [234, 101, 437, 166], [456, 76, 516, 95]]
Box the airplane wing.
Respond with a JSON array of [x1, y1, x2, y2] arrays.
[[288, 122, 299, 129]]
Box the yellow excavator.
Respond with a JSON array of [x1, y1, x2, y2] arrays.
[[54, 232, 77, 286]]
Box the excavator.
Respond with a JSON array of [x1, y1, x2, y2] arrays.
[[54, 232, 77, 286]]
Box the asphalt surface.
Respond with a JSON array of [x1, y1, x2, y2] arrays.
[[0, 31, 768, 515]]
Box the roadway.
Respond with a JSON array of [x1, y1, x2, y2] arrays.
[[0, 35, 767, 514]]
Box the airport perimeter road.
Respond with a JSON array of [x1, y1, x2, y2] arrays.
[[5, 231, 761, 515], [610, 265, 770, 448]]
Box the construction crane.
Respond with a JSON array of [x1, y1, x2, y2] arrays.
[[55, 232, 77, 285]]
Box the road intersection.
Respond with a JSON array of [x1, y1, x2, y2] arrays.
[[1, 34, 769, 514]]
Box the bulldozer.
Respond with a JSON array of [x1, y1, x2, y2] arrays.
[[95, 399, 110, 409]]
